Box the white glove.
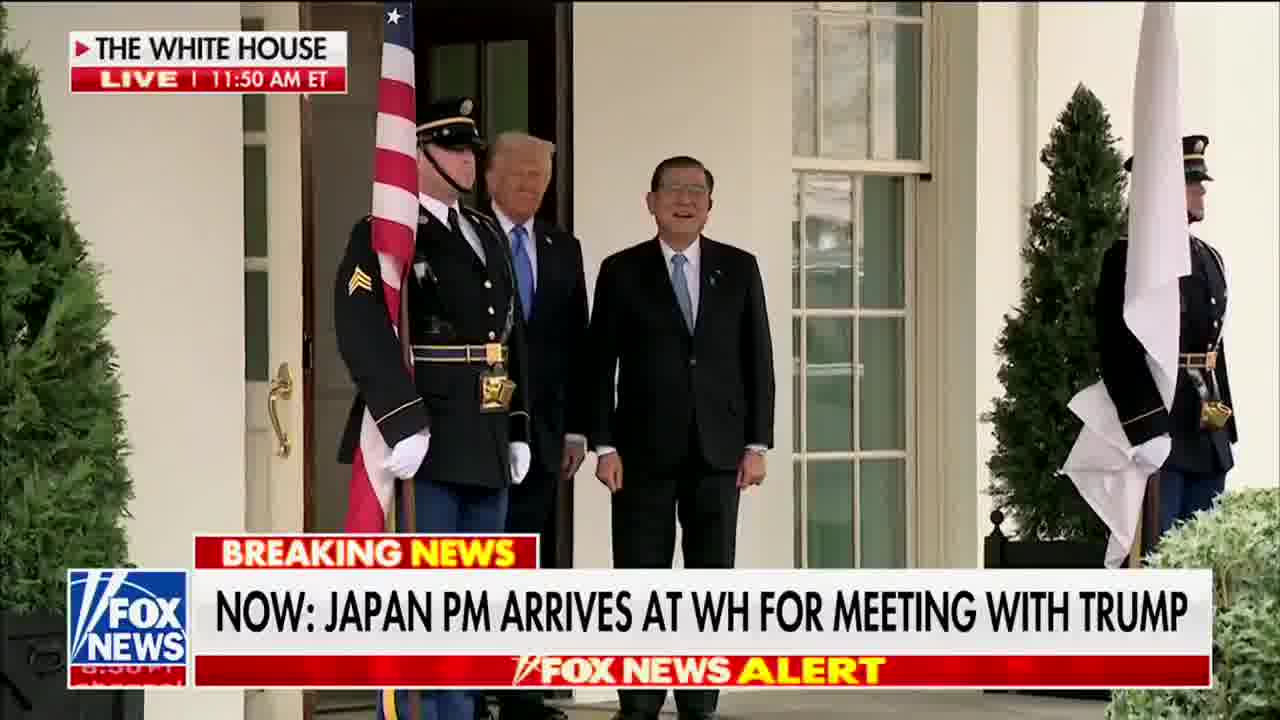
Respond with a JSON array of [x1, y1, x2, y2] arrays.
[[383, 431, 430, 479], [1133, 435, 1171, 470], [510, 441, 532, 485]]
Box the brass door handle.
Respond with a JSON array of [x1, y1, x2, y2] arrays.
[[268, 362, 293, 458]]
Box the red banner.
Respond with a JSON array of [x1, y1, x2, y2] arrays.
[[70, 66, 347, 94], [193, 654, 1210, 689]]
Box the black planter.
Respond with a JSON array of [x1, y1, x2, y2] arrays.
[[0, 611, 144, 720], [982, 509, 1112, 703]]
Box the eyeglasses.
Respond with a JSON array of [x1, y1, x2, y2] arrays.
[[658, 183, 709, 197]]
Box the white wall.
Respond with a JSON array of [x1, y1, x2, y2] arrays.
[[1031, 1, 1280, 492], [5, 3, 246, 719], [571, 2, 794, 568]]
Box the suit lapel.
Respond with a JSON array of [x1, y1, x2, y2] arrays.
[[531, 220, 557, 324], [695, 236, 717, 337]]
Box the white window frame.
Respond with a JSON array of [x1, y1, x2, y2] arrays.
[[791, 2, 930, 570]]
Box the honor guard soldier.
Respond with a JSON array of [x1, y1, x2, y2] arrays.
[[334, 96, 532, 720], [1098, 134, 1236, 539]]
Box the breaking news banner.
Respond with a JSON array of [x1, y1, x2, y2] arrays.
[[68, 535, 1215, 691], [67, 31, 347, 95]]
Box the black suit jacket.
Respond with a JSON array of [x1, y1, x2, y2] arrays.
[[335, 206, 531, 490], [483, 209, 591, 475], [588, 236, 775, 471], [1095, 234, 1235, 475]]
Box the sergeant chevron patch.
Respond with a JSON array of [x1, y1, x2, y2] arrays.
[[348, 266, 373, 295]]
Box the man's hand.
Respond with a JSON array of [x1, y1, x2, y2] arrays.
[[737, 450, 766, 489], [596, 452, 623, 493], [561, 439, 587, 481], [510, 441, 532, 485], [383, 431, 430, 479]]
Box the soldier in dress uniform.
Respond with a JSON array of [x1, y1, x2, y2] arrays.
[[1098, 134, 1236, 539], [334, 96, 532, 720]]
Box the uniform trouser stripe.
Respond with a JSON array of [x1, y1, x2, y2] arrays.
[[382, 689, 398, 720]]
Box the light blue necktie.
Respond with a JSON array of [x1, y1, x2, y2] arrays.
[[671, 253, 694, 332], [510, 225, 534, 320]]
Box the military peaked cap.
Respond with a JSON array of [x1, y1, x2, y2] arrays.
[[417, 96, 485, 149], [1123, 134, 1213, 182]]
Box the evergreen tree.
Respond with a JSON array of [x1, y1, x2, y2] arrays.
[[983, 84, 1129, 543], [1, 7, 134, 614]]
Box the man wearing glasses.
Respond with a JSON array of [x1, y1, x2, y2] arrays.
[[587, 156, 776, 720]]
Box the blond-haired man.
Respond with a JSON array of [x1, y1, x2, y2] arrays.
[[483, 131, 589, 719]]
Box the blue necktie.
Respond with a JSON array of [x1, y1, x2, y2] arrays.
[[510, 225, 534, 320], [671, 253, 694, 332]]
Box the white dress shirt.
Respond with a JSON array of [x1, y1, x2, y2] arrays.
[[659, 236, 700, 322], [420, 193, 485, 264], [492, 203, 538, 293]]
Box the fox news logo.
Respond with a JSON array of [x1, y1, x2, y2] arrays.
[[67, 569, 188, 687]]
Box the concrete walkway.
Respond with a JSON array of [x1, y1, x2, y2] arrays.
[[556, 691, 1108, 719]]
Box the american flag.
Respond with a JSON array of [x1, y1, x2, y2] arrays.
[[344, 1, 418, 533]]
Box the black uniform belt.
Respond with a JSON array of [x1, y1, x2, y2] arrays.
[[411, 343, 507, 365], [1179, 352, 1217, 370]]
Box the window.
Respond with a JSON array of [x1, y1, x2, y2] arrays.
[[243, 15, 268, 383], [791, 2, 926, 569]]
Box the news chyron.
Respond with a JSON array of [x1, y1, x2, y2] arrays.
[[66, 569, 189, 688], [68, 31, 348, 95]]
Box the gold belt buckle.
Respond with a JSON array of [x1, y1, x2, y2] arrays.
[[484, 343, 504, 366], [1203, 350, 1217, 370]]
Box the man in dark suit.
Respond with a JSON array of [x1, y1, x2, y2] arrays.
[[588, 156, 775, 720], [1098, 134, 1236, 540], [483, 131, 589, 720], [334, 97, 532, 720]]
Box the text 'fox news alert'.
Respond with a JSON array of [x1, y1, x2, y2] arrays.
[[67, 31, 348, 94], [67, 569, 189, 688]]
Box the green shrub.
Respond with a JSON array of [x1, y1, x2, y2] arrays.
[[0, 5, 134, 614], [1107, 486, 1280, 719], [983, 83, 1127, 543]]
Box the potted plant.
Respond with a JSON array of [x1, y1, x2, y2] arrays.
[[1108, 487, 1280, 718], [1, 8, 142, 716], [982, 83, 1128, 571]]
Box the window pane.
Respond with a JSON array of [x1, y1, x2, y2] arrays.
[[485, 40, 529, 140], [807, 460, 853, 568], [805, 317, 853, 452], [241, 18, 266, 133], [873, 22, 923, 161], [244, 146, 268, 258], [859, 459, 907, 567], [861, 175, 905, 308], [859, 317, 905, 451], [802, 174, 854, 309], [821, 22, 870, 159], [792, 15, 817, 156], [820, 2, 870, 11], [874, 2, 923, 17], [245, 271, 268, 382], [429, 44, 477, 102], [792, 174, 801, 307]]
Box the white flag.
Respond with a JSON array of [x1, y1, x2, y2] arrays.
[[1062, 1, 1191, 568]]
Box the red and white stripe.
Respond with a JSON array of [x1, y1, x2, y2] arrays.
[[345, 27, 418, 534]]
